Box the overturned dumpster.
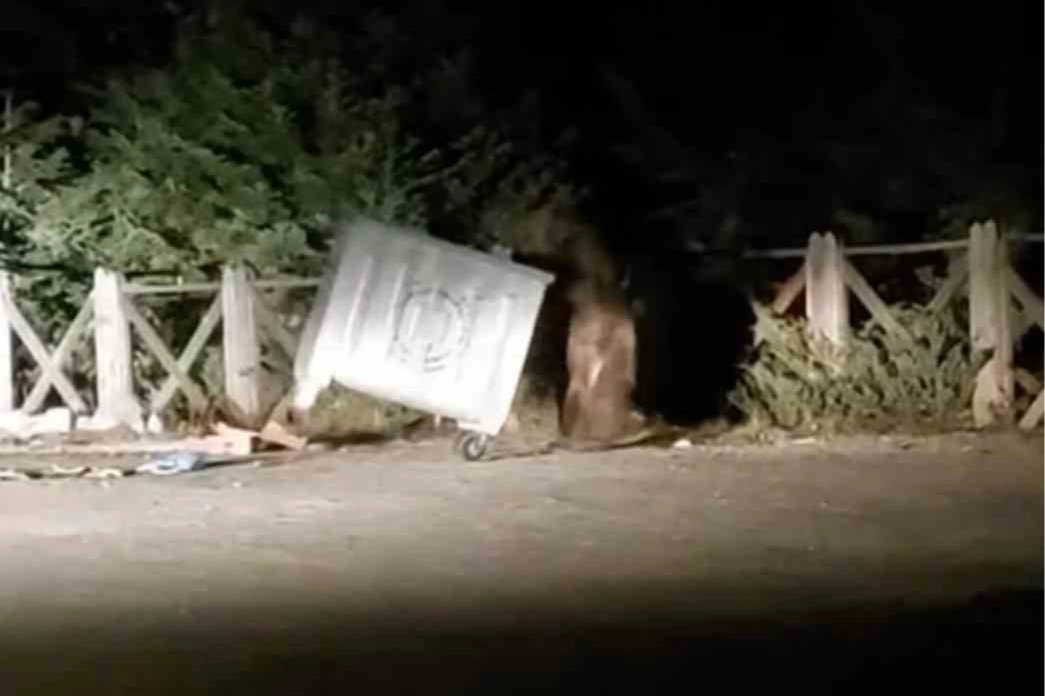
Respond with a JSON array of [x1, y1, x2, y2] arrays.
[[291, 219, 555, 460]]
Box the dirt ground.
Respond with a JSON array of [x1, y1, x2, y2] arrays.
[[0, 427, 1041, 694]]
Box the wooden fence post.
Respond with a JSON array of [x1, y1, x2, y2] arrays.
[[0, 271, 12, 413], [93, 267, 142, 430], [804, 232, 849, 348], [969, 222, 1015, 427], [222, 263, 261, 427], [968, 221, 1000, 351]]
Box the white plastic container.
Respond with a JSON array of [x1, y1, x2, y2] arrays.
[[291, 219, 554, 457]]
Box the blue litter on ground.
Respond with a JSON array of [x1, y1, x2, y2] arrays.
[[136, 451, 209, 476]]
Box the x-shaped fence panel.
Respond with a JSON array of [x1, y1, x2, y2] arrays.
[[120, 287, 217, 416], [0, 277, 90, 415], [762, 224, 1044, 430], [121, 276, 316, 424], [0, 269, 318, 428]]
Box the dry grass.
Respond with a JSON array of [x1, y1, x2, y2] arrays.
[[290, 384, 422, 439]]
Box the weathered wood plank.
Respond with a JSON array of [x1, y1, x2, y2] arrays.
[[842, 259, 913, 343], [1007, 307, 1035, 343], [1005, 265, 1044, 331], [222, 265, 261, 426], [746, 238, 971, 259], [741, 233, 1040, 260], [0, 277, 87, 413], [1006, 266, 1043, 393], [992, 229, 1015, 426], [124, 277, 322, 295], [124, 282, 221, 295], [804, 232, 848, 346], [0, 406, 73, 436], [971, 227, 1015, 428], [968, 221, 999, 350], [22, 294, 94, 414], [253, 278, 322, 290], [1018, 388, 1045, 430], [770, 264, 805, 314], [152, 293, 223, 415], [253, 289, 298, 360], [93, 269, 141, 428], [926, 254, 969, 314], [120, 293, 209, 410]]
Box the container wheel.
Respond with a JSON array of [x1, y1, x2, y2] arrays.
[[457, 432, 490, 461]]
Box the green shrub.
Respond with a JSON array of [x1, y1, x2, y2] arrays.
[[729, 287, 982, 432], [0, 9, 574, 423]]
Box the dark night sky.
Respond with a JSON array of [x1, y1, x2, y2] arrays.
[[1, 0, 1041, 251], [2, 1, 1037, 133]]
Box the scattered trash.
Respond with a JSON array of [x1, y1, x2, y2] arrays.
[[672, 438, 693, 449], [0, 439, 306, 483], [258, 420, 308, 450], [0, 407, 73, 438], [46, 464, 88, 478], [1, 465, 126, 481], [86, 467, 125, 479], [136, 451, 209, 476], [0, 469, 31, 481]]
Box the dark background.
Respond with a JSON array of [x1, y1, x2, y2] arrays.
[[1, 0, 1041, 423], [2, 0, 1039, 245]]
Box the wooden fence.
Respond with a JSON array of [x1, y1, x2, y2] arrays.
[[760, 221, 1044, 430], [0, 266, 319, 433], [0, 219, 1040, 436]]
